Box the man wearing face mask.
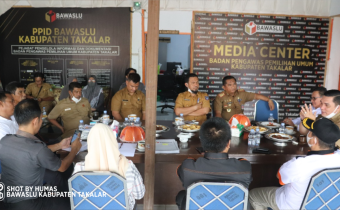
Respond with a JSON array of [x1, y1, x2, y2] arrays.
[[174, 73, 211, 122], [249, 117, 340, 210], [300, 89, 340, 147], [48, 82, 91, 138]]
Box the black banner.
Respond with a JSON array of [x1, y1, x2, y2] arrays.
[[192, 13, 329, 120], [0, 8, 131, 93]]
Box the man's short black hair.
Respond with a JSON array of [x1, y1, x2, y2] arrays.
[[324, 90, 340, 106], [312, 87, 327, 96], [125, 68, 137, 76], [14, 99, 41, 126], [34, 72, 44, 79], [5, 81, 25, 94], [223, 76, 237, 85], [127, 73, 140, 84], [185, 73, 198, 83], [310, 132, 334, 150], [199, 117, 231, 153], [0, 91, 11, 102], [69, 82, 82, 92]]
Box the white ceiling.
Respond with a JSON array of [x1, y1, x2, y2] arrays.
[[0, 0, 339, 17]]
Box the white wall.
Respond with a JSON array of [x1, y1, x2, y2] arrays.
[[325, 17, 340, 90]]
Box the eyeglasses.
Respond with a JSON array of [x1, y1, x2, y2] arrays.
[[311, 97, 321, 101], [88, 80, 95, 82]]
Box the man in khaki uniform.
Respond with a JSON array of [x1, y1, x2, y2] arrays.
[[26, 73, 54, 113], [214, 76, 274, 121], [300, 89, 340, 148], [174, 73, 211, 122], [48, 82, 91, 138], [111, 73, 146, 121]]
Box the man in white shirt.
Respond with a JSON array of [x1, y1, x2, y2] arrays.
[[283, 87, 326, 130], [0, 91, 18, 140], [249, 117, 340, 210]]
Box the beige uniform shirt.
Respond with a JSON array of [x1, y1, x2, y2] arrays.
[[25, 82, 54, 113], [111, 88, 146, 119], [214, 90, 255, 121], [316, 112, 340, 148], [48, 97, 91, 138], [175, 91, 211, 122]]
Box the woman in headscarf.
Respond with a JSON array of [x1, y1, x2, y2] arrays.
[[82, 75, 105, 112], [73, 124, 145, 209], [59, 77, 77, 101]]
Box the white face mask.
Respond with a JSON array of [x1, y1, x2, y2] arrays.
[[325, 105, 339, 119], [307, 132, 315, 148], [72, 96, 81, 104]]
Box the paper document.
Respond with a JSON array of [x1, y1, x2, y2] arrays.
[[155, 139, 179, 154], [62, 141, 88, 154], [118, 143, 137, 157]]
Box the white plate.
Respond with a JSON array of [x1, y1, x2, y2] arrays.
[[260, 122, 281, 128], [244, 126, 268, 134], [155, 125, 170, 133], [267, 133, 294, 141], [285, 130, 296, 135], [136, 148, 145, 152]]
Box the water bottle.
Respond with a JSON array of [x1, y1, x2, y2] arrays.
[[129, 117, 135, 126], [135, 117, 142, 127], [180, 113, 184, 121], [279, 123, 285, 134], [255, 128, 261, 147], [79, 120, 85, 131], [123, 118, 129, 127], [102, 110, 109, 125], [248, 129, 255, 147], [42, 107, 47, 119], [268, 113, 274, 125]]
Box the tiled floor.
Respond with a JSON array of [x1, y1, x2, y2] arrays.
[[156, 101, 176, 121], [136, 204, 178, 210]]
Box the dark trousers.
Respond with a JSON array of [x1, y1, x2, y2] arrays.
[[176, 190, 187, 210], [4, 196, 71, 210], [43, 163, 74, 192]]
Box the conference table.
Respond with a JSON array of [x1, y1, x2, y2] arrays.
[[58, 120, 309, 204]]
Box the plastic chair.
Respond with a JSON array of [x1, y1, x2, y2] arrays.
[[300, 168, 340, 210], [186, 182, 248, 210], [253, 99, 279, 123], [68, 171, 128, 210]]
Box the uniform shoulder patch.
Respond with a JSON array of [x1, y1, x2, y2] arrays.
[[218, 92, 225, 97], [205, 96, 209, 100]]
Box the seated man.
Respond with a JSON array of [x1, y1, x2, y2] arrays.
[[176, 117, 252, 210], [0, 99, 82, 210], [48, 82, 91, 138], [214, 76, 274, 121], [119, 68, 146, 94], [300, 89, 340, 147], [5, 81, 26, 106], [25, 73, 55, 114], [283, 87, 326, 130], [111, 73, 146, 121], [249, 118, 340, 210], [0, 91, 18, 140], [174, 73, 211, 122]]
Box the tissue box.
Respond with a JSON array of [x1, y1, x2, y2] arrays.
[[231, 128, 243, 137]]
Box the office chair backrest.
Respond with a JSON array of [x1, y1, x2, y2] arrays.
[[68, 171, 128, 210], [254, 99, 279, 123], [300, 168, 340, 210], [186, 182, 248, 210]]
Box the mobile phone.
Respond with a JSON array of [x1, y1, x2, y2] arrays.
[[252, 148, 270, 154], [71, 130, 82, 144], [196, 147, 204, 154]]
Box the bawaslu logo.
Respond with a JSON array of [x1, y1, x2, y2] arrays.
[[245, 21, 284, 35], [45, 10, 83, 22]]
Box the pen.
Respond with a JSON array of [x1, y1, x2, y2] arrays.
[[119, 142, 123, 149]]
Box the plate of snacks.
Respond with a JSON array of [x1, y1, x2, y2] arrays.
[[155, 125, 170, 133], [180, 124, 201, 132], [266, 133, 294, 142], [260, 121, 281, 128], [244, 126, 268, 134]]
